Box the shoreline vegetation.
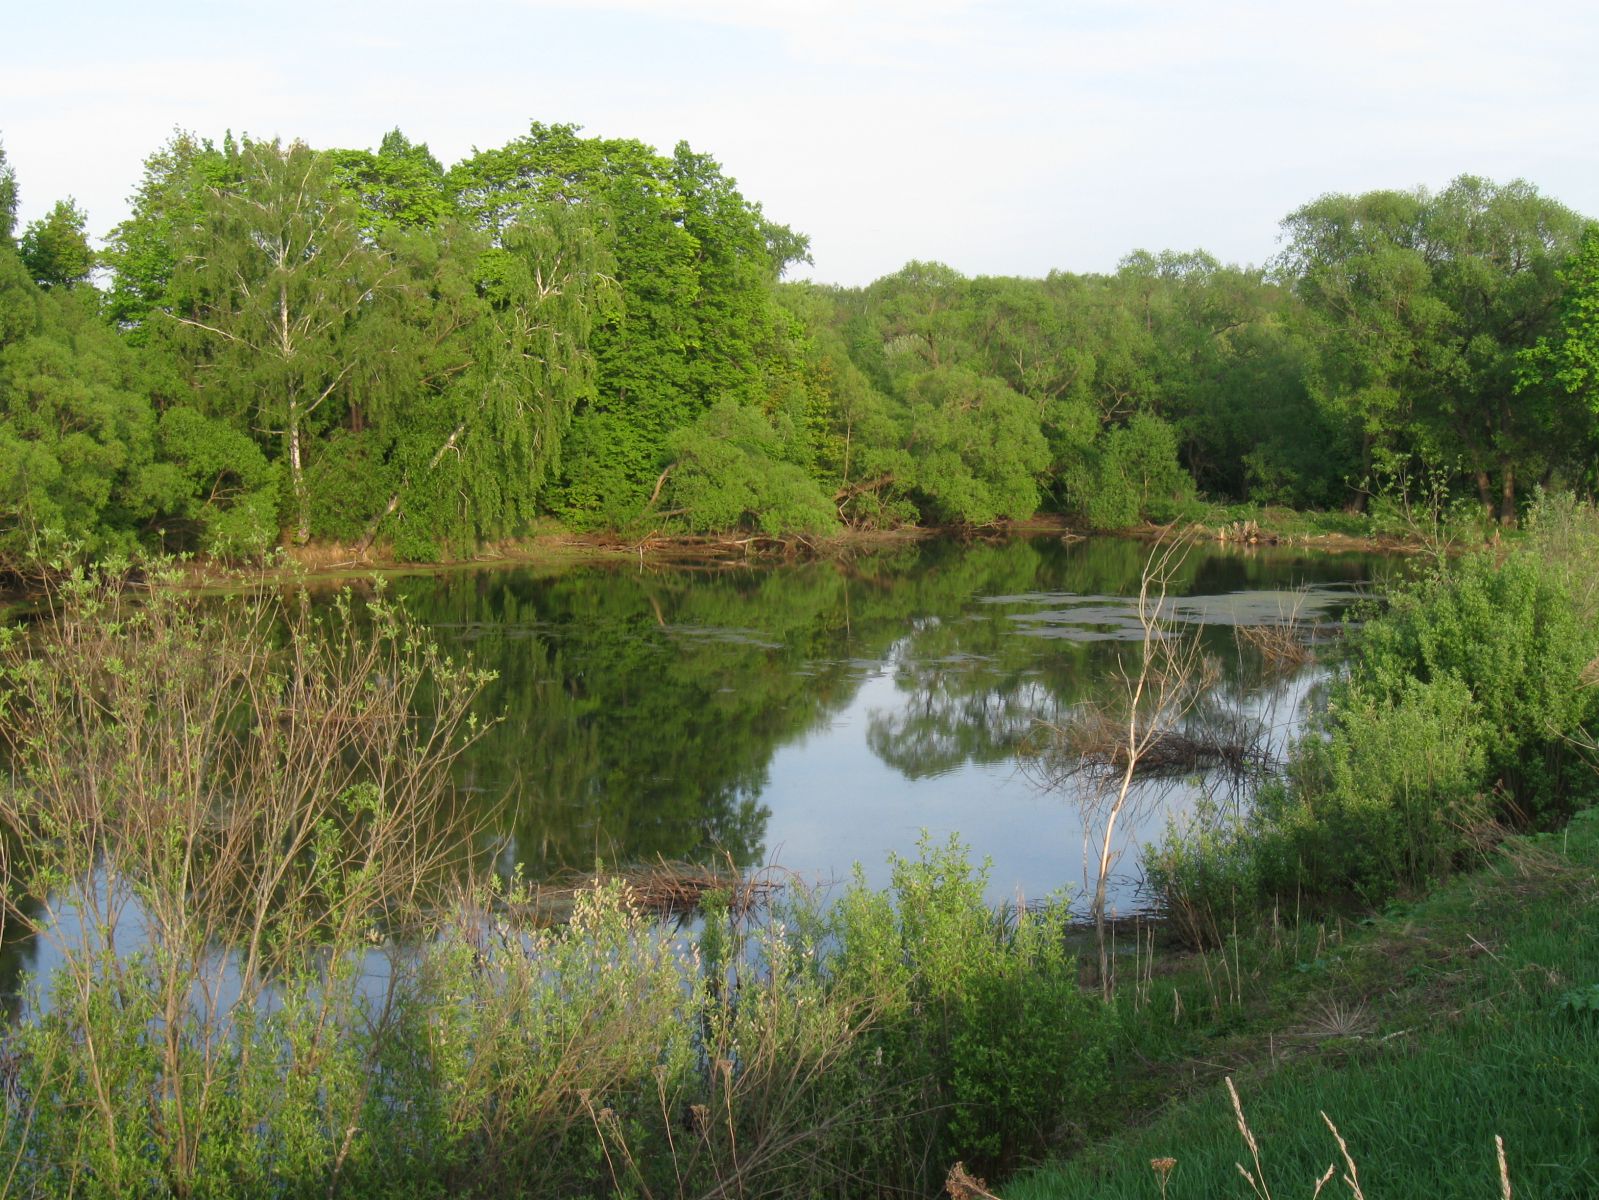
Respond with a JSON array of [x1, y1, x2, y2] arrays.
[[0, 510, 1443, 614], [0, 493, 1593, 1197], [2, 113, 1597, 1195], [3, 125, 1596, 590]]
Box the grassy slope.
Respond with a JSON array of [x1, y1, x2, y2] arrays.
[[1012, 809, 1599, 1199]]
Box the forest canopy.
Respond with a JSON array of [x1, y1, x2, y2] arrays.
[[1, 127, 1594, 574]]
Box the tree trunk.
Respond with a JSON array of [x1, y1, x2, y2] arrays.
[[287, 403, 309, 546], [1499, 459, 1517, 528], [1475, 469, 1494, 519]]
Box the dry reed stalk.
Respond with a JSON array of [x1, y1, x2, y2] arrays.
[[1320, 1112, 1365, 1200], [1235, 621, 1315, 672], [1227, 1076, 1273, 1200], [945, 1161, 1003, 1200]]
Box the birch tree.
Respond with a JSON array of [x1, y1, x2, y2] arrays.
[[164, 138, 397, 543]]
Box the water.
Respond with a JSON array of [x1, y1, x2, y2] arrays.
[[381, 535, 1386, 909], [0, 535, 1392, 1002]]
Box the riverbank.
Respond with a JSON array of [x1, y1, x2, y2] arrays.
[[0, 503, 1454, 616], [1007, 807, 1599, 1199], [140, 508, 1444, 595]]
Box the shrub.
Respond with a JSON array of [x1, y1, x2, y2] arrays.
[[1249, 676, 1491, 905], [660, 399, 839, 535], [823, 834, 1115, 1183], [1354, 551, 1599, 822], [1063, 415, 1194, 531]]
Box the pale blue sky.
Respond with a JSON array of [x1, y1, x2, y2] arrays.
[[3, 0, 1595, 285]]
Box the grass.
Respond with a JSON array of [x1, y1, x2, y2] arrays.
[[1009, 808, 1599, 1199]]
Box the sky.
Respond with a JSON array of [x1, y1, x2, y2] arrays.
[[3, 0, 1596, 286]]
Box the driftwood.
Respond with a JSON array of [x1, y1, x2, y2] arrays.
[[510, 858, 785, 924]]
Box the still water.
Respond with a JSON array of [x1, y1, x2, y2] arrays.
[[387, 535, 1386, 911]]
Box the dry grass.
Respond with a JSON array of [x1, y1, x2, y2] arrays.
[[946, 1161, 1004, 1199], [1301, 998, 1375, 1043], [518, 858, 786, 923], [1234, 621, 1315, 673]]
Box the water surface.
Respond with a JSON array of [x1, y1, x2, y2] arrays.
[[391, 536, 1386, 908]]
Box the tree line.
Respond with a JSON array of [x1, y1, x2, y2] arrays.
[[2, 124, 1595, 573]]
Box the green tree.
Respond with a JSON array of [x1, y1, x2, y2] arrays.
[[1276, 188, 1438, 503], [450, 123, 809, 526], [655, 398, 837, 535], [1279, 178, 1588, 521], [327, 128, 452, 242], [159, 138, 399, 543], [360, 207, 611, 558], [0, 142, 19, 246], [1414, 177, 1588, 523], [103, 131, 238, 340], [19, 198, 94, 289], [0, 272, 159, 570], [1519, 226, 1599, 442], [901, 367, 1050, 525]]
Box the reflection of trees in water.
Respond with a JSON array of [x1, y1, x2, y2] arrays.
[[863, 539, 1377, 784], [390, 538, 1069, 874], [361, 537, 1379, 882]]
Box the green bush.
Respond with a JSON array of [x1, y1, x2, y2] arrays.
[[1250, 676, 1490, 905], [1143, 798, 1260, 948], [1354, 551, 1599, 822], [1147, 543, 1599, 924], [822, 834, 1115, 1182], [305, 430, 392, 544], [1063, 415, 1194, 531], [151, 405, 281, 560], [660, 399, 839, 535]]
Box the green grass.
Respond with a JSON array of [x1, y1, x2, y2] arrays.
[[1176, 500, 1376, 541], [1011, 809, 1599, 1199]]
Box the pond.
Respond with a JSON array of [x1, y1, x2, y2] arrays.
[[0, 534, 1396, 1003], [386, 534, 1390, 912]]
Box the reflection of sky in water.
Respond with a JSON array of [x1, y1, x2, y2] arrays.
[[756, 586, 1355, 913]]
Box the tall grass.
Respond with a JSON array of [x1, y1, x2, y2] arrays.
[[1012, 808, 1599, 1200]]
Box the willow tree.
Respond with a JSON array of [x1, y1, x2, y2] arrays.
[[162, 138, 398, 543], [1279, 178, 1588, 521], [358, 206, 612, 558], [451, 123, 810, 525]]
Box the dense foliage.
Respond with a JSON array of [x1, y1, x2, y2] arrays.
[[1, 128, 1595, 574], [1148, 494, 1599, 918]]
